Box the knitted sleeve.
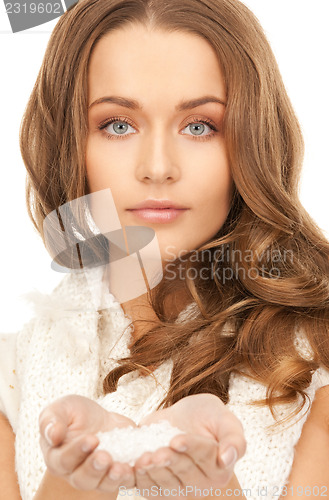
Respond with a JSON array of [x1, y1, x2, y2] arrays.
[[226, 364, 329, 499], [0, 316, 38, 434], [225, 322, 329, 499], [0, 332, 19, 431]]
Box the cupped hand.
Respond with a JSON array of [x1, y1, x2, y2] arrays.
[[39, 394, 137, 492], [39, 392, 246, 496], [133, 393, 246, 494]]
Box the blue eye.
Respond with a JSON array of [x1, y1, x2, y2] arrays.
[[100, 119, 137, 138], [183, 120, 217, 140], [189, 123, 206, 135]]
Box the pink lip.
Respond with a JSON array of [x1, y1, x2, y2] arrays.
[[128, 199, 188, 210], [127, 199, 189, 223], [127, 207, 188, 223]]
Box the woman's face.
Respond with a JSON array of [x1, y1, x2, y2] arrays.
[[86, 23, 233, 262]]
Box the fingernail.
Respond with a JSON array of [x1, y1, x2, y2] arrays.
[[172, 444, 187, 452], [220, 446, 238, 468], [176, 445, 188, 452], [155, 460, 171, 468], [44, 422, 55, 446], [109, 470, 121, 480], [82, 441, 94, 453], [136, 468, 146, 475], [142, 463, 155, 470], [93, 458, 108, 470]]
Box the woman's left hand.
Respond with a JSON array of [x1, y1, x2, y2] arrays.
[[132, 393, 246, 495]]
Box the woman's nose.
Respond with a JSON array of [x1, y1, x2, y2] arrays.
[[135, 128, 180, 184]]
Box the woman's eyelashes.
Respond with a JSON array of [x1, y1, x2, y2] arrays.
[[98, 116, 136, 140], [97, 115, 219, 142], [182, 117, 218, 141]]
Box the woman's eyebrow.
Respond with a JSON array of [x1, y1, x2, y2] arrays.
[[177, 96, 226, 110], [88, 95, 226, 110]]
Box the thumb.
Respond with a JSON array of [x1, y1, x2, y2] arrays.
[[39, 395, 74, 447], [214, 413, 247, 469]]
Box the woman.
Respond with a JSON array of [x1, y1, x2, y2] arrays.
[[1, 0, 329, 499]]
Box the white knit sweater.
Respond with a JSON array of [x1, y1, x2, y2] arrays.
[[0, 267, 329, 500]]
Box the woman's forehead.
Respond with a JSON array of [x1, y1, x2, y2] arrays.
[[87, 24, 226, 108]]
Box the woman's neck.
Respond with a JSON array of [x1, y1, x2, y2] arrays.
[[121, 293, 160, 342], [101, 263, 192, 341]]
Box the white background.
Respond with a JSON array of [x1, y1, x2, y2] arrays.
[[0, 0, 328, 332]]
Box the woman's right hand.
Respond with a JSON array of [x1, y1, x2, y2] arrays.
[[38, 394, 137, 493]]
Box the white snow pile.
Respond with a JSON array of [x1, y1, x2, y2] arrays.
[[95, 419, 186, 466]]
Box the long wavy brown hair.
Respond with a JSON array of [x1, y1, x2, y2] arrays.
[[19, 0, 329, 428]]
